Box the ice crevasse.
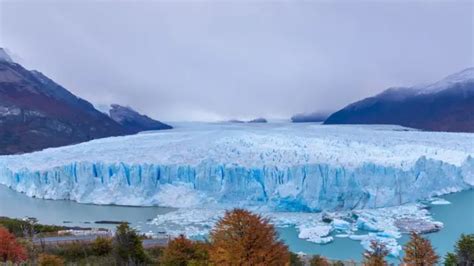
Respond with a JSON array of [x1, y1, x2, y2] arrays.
[[0, 123, 473, 211]]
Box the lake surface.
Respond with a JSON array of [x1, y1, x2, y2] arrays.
[[0, 185, 472, 262]]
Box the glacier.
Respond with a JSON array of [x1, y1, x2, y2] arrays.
[[0, 122, 473, 211]]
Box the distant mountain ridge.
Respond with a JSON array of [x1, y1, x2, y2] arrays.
[[291, 112, 330, 123], [324, 68, 474, 132], [108, 104, 172, 132]]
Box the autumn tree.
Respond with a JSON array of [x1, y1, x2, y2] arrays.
[[209, 208, 290, 265], [0, 227, 27, 263], [161, 234, 209, 266], [363, 240, 389, 266], [403, 232, 439, 265]]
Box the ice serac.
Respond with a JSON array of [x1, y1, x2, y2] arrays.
[[0, 123, 473, 211]]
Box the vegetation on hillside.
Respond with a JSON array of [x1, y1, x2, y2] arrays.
[[0, 211, 473, 266]]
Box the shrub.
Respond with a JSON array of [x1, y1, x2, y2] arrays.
[[0, 217, 64, 237], [403, 232, 439, 265], [113, 223, 149, 264], [38, 253, 65, 266], [50, 241, 91, 260], [0, 226, 28, 263], [92, 237, 112, 256], [363, 240, 389, 266], [161, 235, 209, 266], [310, 255, 330, 266], [209, 208, 290, 265]]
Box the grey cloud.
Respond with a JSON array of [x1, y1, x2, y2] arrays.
[[0, 0, 472, 121]]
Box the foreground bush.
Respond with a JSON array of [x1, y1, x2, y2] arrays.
[[161, 235, 209, 265], [209, 208, 290, 265], [92, 237, 113, 256], [38, 253, 65, 266], [0, 226, 27, 263], [403, 232, 438, 265]]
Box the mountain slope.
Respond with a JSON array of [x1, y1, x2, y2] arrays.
[[324, 68, 474, 132], [108, 104, 172, 133], [291, 112, 330, 123], [0, 49, 129, 154]]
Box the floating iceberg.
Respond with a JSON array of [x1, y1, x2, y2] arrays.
[[0, 123, 472, 211]]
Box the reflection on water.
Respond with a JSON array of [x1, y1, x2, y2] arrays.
[[0, 185, 473, 261]]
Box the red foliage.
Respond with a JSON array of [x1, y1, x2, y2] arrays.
[[0, 227, 28, 263]]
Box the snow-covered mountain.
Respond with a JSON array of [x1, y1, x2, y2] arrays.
[[0, 123, 472, 211], [325, 68, 474, 132], [0, 48, 13, 63]]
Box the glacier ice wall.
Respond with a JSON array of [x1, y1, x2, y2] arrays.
[[1, 156, 472, 211], [0, 123, 473, 211]]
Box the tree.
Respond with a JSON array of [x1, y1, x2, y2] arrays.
[[455, 234, 474, 265], [113, 223, 148, 264], [38, 253, 65, 266], [310, 254, 330, 266], [161, 235, 209, 266], [290, 252, 304, 266], [0, 227, 27, 263], [403, 232, 439, 265], [444, 252, 457, 266], [363, 240, 389, 266], [209, 208, 290, 265]]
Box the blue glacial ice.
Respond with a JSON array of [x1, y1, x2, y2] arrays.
[[0, 123, 473, 211]]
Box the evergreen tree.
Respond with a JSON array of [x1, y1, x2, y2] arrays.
[[403, 232, 439, 265], [444, 252, 457, 266], [113, 223, 148, 264], [455, 234, 474, 265]]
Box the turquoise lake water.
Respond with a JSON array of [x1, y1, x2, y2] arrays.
[[0, 185, 472, 262]]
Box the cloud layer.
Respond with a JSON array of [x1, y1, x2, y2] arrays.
[[1, 1, 472, 121]]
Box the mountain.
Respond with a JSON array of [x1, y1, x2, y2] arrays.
[[248, 118, 267, 123], [291, 112, 330, 123], [0, 48, 129, 154], [324, 68, 474, 132], [108, 104, 172, 133]]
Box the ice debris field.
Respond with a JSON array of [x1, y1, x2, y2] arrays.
[[0, 122, 473, 256]]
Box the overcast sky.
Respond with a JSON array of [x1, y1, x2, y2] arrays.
[[0, 0, 472, 121]]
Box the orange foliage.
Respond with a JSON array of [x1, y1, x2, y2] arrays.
[[0, 227, 27, 263], [209, 208, 290, 265], [403, 232, 439, 266]]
